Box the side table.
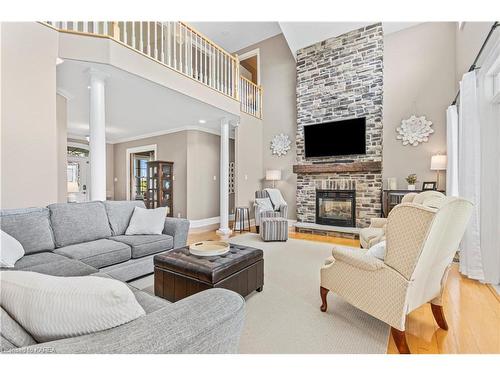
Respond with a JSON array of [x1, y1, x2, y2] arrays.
[[233, 206, 251, 233]]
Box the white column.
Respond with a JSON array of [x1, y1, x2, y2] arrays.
[[88, 69, 108, 201], [217, 118, 232, 238]]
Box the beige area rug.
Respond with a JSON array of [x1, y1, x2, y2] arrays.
[[135, 234, 390, 353]]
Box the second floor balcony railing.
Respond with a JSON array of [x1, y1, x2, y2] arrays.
[[45, 21, 263, 119]]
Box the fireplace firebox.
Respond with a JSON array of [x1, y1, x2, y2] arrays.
[[316, 190, 356, 227]]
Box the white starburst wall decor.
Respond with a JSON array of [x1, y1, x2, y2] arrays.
[[270, 133, 291, 156], [396, 115, 434, 146]]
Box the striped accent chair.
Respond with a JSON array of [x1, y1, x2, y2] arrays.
[[260, 211, 288, 242], [254, 190, 288, 234]]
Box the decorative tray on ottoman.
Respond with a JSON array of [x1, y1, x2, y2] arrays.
[[189, 241, 230, 257]]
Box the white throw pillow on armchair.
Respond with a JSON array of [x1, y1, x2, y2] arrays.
[[125, 206, 167, 235], [0, 230, 25, 268], [366, 240, 386, 260], [255, 198, 274, 212]]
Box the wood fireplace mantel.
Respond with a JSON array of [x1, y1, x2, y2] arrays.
[[293, 161, 382, 174]]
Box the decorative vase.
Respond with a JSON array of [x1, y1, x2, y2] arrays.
[[407, 184, 415, 191]]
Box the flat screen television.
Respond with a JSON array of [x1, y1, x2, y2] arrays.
[[304, 117, 366, 158]]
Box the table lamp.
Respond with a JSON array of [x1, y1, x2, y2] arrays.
[[430, 154, 447, 190], [265, 170, 281, 188]]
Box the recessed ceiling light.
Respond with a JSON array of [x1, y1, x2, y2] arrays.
[[199, 119, 206, 124]]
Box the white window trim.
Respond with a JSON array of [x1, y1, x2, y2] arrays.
[[126, 144, 157, 200], [239, 48, 260, 85]]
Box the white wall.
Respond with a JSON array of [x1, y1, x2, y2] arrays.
[[1, 22, 59, 208]]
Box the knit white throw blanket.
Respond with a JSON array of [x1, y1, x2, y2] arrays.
[[264, 188, 286, 210]]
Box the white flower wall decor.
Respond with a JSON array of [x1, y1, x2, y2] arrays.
[[270, 133, 291, 157], [396, 115, 434, 146]]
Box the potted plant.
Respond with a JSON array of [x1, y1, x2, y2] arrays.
[[406, 174, 417, 190]]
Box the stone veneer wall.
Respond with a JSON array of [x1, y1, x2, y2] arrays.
[[295, 23, 384, 227]]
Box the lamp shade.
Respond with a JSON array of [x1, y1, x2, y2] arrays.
[[430, 155, 447, 171], [265, 170, 281, 181], [67, 181, 80, 193]]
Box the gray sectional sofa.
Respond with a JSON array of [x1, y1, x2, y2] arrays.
[[0, 200, 245, 353], [1, 200, 188, 281]]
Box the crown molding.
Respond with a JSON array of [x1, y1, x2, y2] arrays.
[[108, 125, 235, 144]]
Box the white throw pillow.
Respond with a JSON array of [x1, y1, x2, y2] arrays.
[[0, 271, 146, 342], [0, 230, 25, 268], [125, 206, 167, 235], [255, 198, 274, 211], [366, 240, 386, 260]]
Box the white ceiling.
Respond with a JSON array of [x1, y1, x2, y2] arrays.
[[57, 60, 237, 143], [279, 22, 423, 54], [188, 22, 282, 52], [189, 22, 422, 55]]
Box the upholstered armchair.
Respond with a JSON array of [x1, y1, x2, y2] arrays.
[[359, 191, 445, 248], [254, 190, 288, 234], [320, 195, 473, 353]]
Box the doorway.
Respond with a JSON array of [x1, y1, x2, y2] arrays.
[[67, 143, 90, 202], [126, 145, 157, 201], [239, 49, 260, 85]]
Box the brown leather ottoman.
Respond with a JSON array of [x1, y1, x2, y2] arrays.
[[154, 243, 264, 302]]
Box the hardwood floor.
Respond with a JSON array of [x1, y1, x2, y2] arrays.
[[187, 226, 500, 354]]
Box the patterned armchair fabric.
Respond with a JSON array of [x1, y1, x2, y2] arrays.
[[254, 190, 288, 227], [321, 194, 473, 332]]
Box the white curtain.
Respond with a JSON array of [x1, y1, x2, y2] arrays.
[[446, 105, 459, 197], [458, 71, 484, 281], [476, 39, 500, 285]]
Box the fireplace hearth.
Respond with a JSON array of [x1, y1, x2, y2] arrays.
[[316, 190, 356, 227]]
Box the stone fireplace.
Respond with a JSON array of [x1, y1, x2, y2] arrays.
[[294, 23, 384, 230], [316, 190, 356, 227]]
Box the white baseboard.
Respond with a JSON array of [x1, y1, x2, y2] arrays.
[[189, 216, 295, 230], [190, 214, 236, 229]]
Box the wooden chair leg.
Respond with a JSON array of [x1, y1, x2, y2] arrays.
[[431, 303, 449, 330], [320, 286, 329, 312], [391, 327, 411, 354]]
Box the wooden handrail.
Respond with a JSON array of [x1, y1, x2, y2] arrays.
[[179, 22, 237, 63]]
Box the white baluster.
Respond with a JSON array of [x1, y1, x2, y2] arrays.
[[160, 23, 165, 63], [203, 40, 207, 84], [83, 22, 88, 33], [148, 22, 152, 56], [184, 26, 188, 74], [92, 21, 98, 34], [154, 22, 158, 60], [123, 22, 127, 44], [189, 30, 192, 77], [62, 21, 67, 30], [178, 24, 182, 71], [167, 22, 171, 67], [139, 22, 144, 52], [132, 22, 136, 48], [224, 55, 228, 95], [194, 33, 198, 80], [173, 23, 177, 70]]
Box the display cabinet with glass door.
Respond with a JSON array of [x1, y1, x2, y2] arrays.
[[146, 161, 173, 216]]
